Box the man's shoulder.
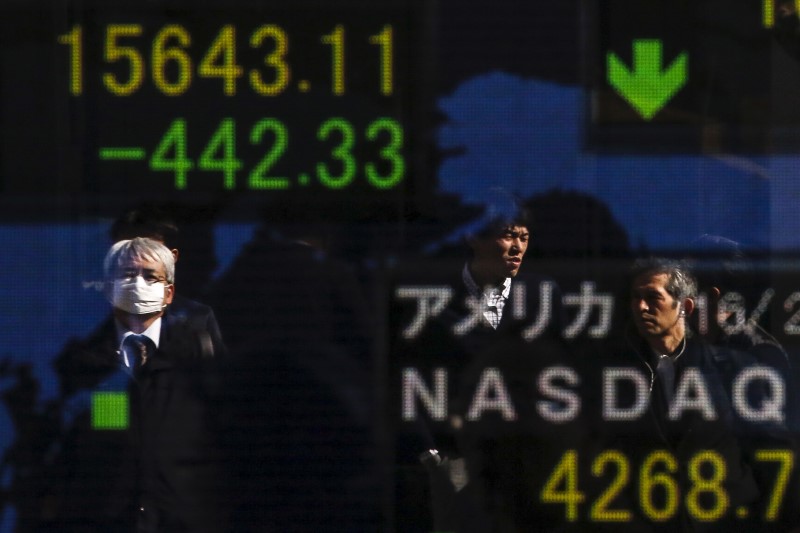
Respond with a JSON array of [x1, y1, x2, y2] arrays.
[[168, 294, 223, 334], [163, 297, 224, 359], [54, 315, 120, 396], [684, 334, 759, 386], [160, 311, 216, 360], [170, 294, 214, 319], [60, 315, 117, 358]]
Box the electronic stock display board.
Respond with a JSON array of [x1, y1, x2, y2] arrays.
[[4, 1, 800, 531], [0, 0, 430, 219], [3, 0, 799, 218]]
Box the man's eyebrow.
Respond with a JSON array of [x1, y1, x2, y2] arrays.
[[631, 287, 657, 295]]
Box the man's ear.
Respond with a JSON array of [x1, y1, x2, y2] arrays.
[[171, 248, 180, 263], [164, 283, 175, 306], [681, 298, 695, 317]]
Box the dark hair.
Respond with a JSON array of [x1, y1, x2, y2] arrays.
[[630, 257, 697, 302], [110, 204, 180, 248], [471, 187, 530, 239]]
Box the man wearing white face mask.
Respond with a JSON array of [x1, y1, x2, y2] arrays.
[[105, 238, 176, 360], [108, 204, 226, 360], [50, 237, 227, 532]]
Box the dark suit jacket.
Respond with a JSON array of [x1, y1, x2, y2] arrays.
[[392, 267, 567, 460], [168, 294, 226, 359], [390, 263, 570, 532], [49, 305, 227, 532], [587, 333, 766, 532]]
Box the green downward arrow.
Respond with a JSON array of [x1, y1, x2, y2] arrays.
[[607, 40, 688, 121]]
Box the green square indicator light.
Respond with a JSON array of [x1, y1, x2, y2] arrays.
[[91, 391, 129, 430]]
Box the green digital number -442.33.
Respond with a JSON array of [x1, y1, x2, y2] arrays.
[[147, 117, 403, 190]]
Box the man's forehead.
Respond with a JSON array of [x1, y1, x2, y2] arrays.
[[118, 253, 165, 271]]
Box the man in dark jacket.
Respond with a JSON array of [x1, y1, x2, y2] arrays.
[[596, 257, 787, 531], [392, 192, 569, 532], [50, 238, 226, 532], [109, 204, 226, 357]]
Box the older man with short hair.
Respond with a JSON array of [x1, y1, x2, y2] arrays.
[[609, 257, 766, 530], [52, 237, 226, 532]]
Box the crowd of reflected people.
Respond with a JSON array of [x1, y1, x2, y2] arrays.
[[0, 196, 795, 532]]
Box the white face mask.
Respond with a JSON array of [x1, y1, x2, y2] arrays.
[[111, 276, 168, 314]]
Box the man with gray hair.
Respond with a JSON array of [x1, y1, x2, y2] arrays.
[[109, 204, 226, 359], [629, 256, 698, 359], [104, 237, 176, 342], [602, 257, 769, 530], [49, 237, 226, 532]]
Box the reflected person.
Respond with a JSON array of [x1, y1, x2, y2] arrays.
[[51, 238, 225, 532], [602, 257, 762, 531], [393, 190, 566, 532], [110, 203, 225, 358]]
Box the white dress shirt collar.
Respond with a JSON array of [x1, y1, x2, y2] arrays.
[[462, 263, 512, 329], [115, 317, 162, 368]]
